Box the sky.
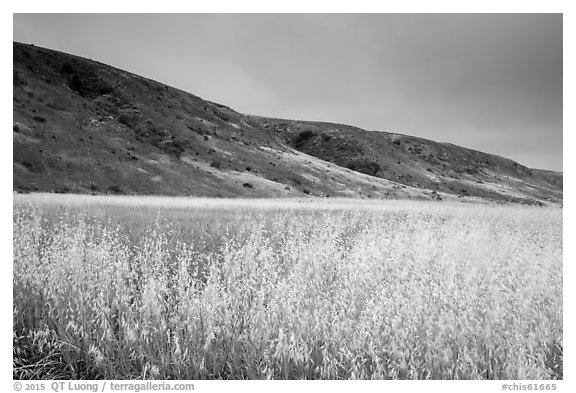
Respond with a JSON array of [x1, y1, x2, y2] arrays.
[[13, 13, 563, 171]]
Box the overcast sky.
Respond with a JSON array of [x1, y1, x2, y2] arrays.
[[13, 14, 562, 171]]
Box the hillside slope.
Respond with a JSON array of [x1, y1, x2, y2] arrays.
[[13, 42, 562, 204]]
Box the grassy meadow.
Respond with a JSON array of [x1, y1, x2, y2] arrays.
[[13, 194, 563, 380]]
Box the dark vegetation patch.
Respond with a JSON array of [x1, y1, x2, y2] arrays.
[[210, 160, 221, 169], [162, 139, 188, 158], [13, 70, 27, 86], [293, 130, 316, 148], [60, 62, 114, 99], [107, 185, 123, 194], [217, 112, 230, 122], [14, 143, 45, 174], [118, 112, 141, 128], [127, 120, 188, 158], [345, 159, 381, 177]]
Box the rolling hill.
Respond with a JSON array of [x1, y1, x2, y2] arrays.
[[13, 42, 562, 205]]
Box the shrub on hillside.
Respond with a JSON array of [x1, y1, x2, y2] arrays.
[[293, 130, 316, 148], [118, 113, 141, 129], [107, 185, 122, 194], [13, 70, 27, 86], [164, 139, 187, 158], [61, 63, 75, 75], [217, 112, 230, 122], [210, 159, 221, 169], [345, 158, 381, 177], [61, 62, 114, 99]]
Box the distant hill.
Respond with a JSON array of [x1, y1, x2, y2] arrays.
[[13, 42, 562, 205]]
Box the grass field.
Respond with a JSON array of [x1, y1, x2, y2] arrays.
[[13, 194, 563, 380]]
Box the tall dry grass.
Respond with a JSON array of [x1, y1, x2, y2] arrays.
[[13, 195, 562, 379]]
